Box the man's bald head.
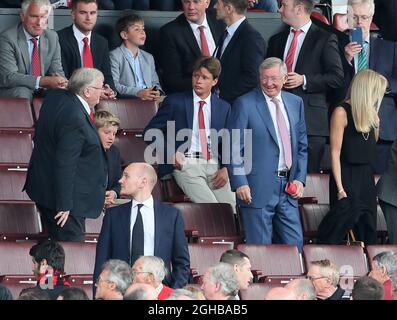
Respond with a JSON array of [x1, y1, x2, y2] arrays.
[[265, 287, 297, 300], [124, 282, 158, 300], [119, 163, 158, 199]]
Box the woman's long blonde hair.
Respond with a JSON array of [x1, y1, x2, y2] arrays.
[[347, 69, 388, 133]]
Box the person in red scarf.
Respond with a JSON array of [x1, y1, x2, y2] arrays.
[[29, 240, 71, 300]]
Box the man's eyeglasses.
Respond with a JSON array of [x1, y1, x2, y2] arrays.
[[131, 269, 151, 277], [95, 275, 112, 285], [352, 15, 373, 22], [306, 275, 328, 281], [261, 76, 284, 83]]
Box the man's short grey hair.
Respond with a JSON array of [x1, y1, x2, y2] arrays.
[[139, 256, 166, 283], [166, 289, 196, 300], [259, 57, 288, 77], [348, 0, 375, 14], [373, 251, 397, 282], [22, 0, 52, 14], [102, 259, 133, 295], [208, 262, 240, 298], [67, 68, 104, 96], [286, 279, 317, 300]]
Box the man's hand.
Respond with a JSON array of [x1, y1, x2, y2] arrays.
[[104, 190, 117, 208], [137, 87, 161, 101], [284, 72, 304, 89], [40, 75, 68, 89], [100, 84, 117, 100], [236, 185, 252, 204], [291, 180, 305, 199], [54, 210, 70, 227], [212, 167, 229, 189], [171, 152, 186, 170], [344, 41, 362, 63]]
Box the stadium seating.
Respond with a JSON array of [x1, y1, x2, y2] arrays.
[[0, 97, 34, 132], [161, 177, 190, 203], [311, 11, 330, 25], [60, 242, 96, 275], [299, 203, 329, 243], [0, 168, 31, 203], [237, 244, 304, 284], [114, 132, 156, 166], [172, 203, 243, 245], [0, 241, 36, 276], [366, 245, 397, 266], [68, 274, 94, 300], [96, 98, 157, 133], [0, 132, 33, 167], [85, 214, 104, 243], [188, 243, 233, 283], [302, 173, 330, 204], [0, 275, 37, 299], [333, 13, 349, 32], [239, 283, 280, 300]]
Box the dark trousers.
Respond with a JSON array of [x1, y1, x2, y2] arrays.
[[379, 200, 397, 244], [307, 136, 326, 173], [37, 204, 86, 241]]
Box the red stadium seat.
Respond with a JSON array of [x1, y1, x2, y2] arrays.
[[68, 274, 93, 300], [299, 203, 329, 243], [0, 168, 31, 203], [311, 11, 330, 25], [0, 133, 33, 167], [0, 242, 37, 276], [60, 242, 96, 275], [302, 173, 329, 204], [0, 97, 34, 132], [237, 244, 304, 283], [85, 214, 104, 243], [188, 243, 233, 283], [96, 98, 157, 133], [333, 13, 349, 32], [366, 245, 397, 266], [172, 203, 243, 245], [0, 203, 42, 241], [0, 275, 37, 299], [161, 177, 191, 203]]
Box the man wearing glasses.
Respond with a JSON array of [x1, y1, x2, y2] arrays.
[[343, 0, 397, 174]]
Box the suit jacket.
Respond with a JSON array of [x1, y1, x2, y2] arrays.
[[377, 139, 397, 207], [93, 200, 190, 288], [24, 89, 108, 219], [106, 145, 122, 197], [374, 0, 397, 42], [144, 91, 231, 178], [109, 45, 162, 97], [217, 19, 266, 104], [342, 35, 397, 141], [227, 87, 308, 209], [158, 11, 224, 94], [57, 25, 115, 89], [0, 23, 64, 93], [267, 23, 344, 136]]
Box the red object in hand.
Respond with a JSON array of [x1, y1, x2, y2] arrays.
[[285, 182, 297, 195]]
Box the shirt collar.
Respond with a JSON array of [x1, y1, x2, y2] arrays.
[[290, 19, 312, 34], [23, 27, 40, 41], [73, 24, 92, 43], [75, 94, 91, 115], [132, 195, 154, 209], [188, 15, 210, 30], [193, 90, 211, 106], [262, 91, 283, 104], [122, 44, 140, 59], [226, 16, 246, 37]]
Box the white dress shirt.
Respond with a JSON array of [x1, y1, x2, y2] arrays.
[[188, 16, 216, 56], [220, 16, 246, 57], [263, 92, 291, 171], [75, 94, 91, 116], [73, 24, 92, 67], [189, 91, 212, 154], [130, 196, 155, 256]]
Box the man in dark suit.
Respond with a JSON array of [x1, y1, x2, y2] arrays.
[[158, 0, 224, 94], [94, 162, 190, 289], [144, 57, 235, 209], [343, 0, 397, 174], [213, 0, 266, 104], [374, 0, 397, 42], [267, 0, 344, 173], [57, 0, 116, 99], [24, 68, 108, 241], [227, 58, 307, 252]]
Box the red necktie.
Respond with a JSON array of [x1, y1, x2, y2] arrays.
[[82, 37, 94, 68], [272, 98, 292, 169], [198, 101, 210, 160], [285, 29, 303, 73], [89, 109, 95, 123], [198, 26, 210, 57], [31, 37, 41, 76]]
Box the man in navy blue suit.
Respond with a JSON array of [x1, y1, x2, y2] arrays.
[[144, 57, 235, 209], [94, 162, 189, 289], [227, 57, 307, 252]]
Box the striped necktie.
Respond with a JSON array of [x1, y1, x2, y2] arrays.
[[357, 43, 368, 71]]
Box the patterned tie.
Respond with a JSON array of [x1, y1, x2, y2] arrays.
[[285, 29, 303, 73], [131, 204, 144, 265], [272, 98, 292, 169], [198, 26, 210, 56], [89, 109, 95, 123], [357, 43, 368, 71], [82, 37, 94, 68], [30, 37, 41, 76], [198, 100, 210, 160], [215, 29, 228, 59]]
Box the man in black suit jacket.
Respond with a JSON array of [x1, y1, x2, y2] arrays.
[[57, 0, 116, 100], [267, 0, 344, 173], [24, 68, 108, 241], [158, 0, 224, 94], [213, 0, 266, 104], [94, 163, 190, 289]]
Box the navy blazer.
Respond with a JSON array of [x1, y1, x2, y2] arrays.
[[94, 200, 190, 289], [144, 91, 231, 177], [227, 87, 308, 209]]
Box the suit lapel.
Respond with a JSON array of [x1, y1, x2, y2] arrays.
[[138, 52, 151, 88], [295, 24, 317, 72], [254, 88, 278, 145], [121, 45, 137, 84], [39, 32, 49, 75], [122, 201, 133, 255], [153, 201, 161, 256], [369, 36, 376, 69], [278, 29, 290, 58], [68, 26, 82, 68], [181, 17, 201, 56], [221, 20, 246, 59], [210, 94, 220, 130], [17, 25, 30, 73], [185, 92, 194, 130], [281, 92, 296, 150]]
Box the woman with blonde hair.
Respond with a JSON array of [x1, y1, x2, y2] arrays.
[[329, 69, 388, 244]]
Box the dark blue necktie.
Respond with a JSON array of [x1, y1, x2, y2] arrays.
[[131, 204, 144, 265], [215, 29, 228, 59]]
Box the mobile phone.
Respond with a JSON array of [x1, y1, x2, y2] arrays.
[[285, 182, 297, 195], [351, 27, 363, 47]]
